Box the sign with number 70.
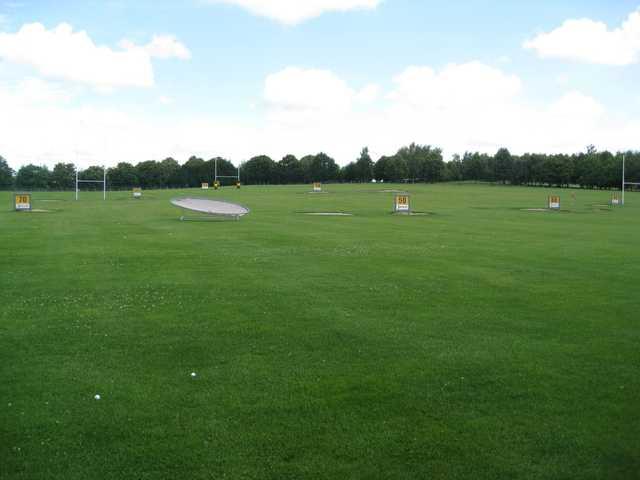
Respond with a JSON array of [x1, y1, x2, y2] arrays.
[[14, 193, 32, 211]]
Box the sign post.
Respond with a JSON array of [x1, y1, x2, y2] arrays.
[[14, 193, 32, 211], [133, 188, 142, 199], [394, 194, 411, 213], [201, 183, 209, 190], [313, 182, 322, 193], [548, 195, 561, 210]]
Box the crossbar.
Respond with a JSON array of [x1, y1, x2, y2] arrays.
[[213, 158, 241, 183], [75, 165, 107, 201]]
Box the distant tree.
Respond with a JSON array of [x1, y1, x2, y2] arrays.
[[108, 163, 139, 188], [50, 163, 76, 190], [422, 147, 445, 183], [461, 152, 490, 181], [374, 155, 408, 182], [443, 154, 463, 182], [395, 144, 444, 183], [341, 162, 358, 183], [494, 148, 513, 184], [181, 156, 208, 187], [509, 156, 528, 185], [241, 155, 277, 184], [135, 161, 165, 188], [0, 156, 14, 189], [160, 158, 182, 188], [397, 144, 422, 181], [301, 153, 340, 183], [373, 155, 390, 181], [16, 164, 51, 190], [354, 147, 374, 182], [277, 155, 304, 184], [299, 155, 316, 183]]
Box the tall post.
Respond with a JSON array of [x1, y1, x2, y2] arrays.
[[622, 154, 626, 206], [215, 158, 218, 183], [238, 163, 241, 183], [75, 169, 79, 201], [103, 165, 106, 201]]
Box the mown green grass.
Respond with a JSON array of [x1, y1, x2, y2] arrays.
[[1, 183, 639, 479]]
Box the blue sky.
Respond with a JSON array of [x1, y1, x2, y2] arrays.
[[0, 0, 638, 167]]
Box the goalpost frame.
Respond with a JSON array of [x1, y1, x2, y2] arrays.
[[620, 153, 640, 206], [623, 154, 626, 206], [213, 158, 241, 184], [75, 166, 107, 201]]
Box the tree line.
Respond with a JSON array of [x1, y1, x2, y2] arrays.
[[1, 145, 638, 191]]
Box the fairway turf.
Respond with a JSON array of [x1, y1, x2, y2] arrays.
[[1, 184, 639, 479]]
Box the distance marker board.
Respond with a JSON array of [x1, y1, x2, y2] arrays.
[[14, 193, 32, 211], [133, 188, 142, 199], [201, 183, 209, 190], [313, 182, 322, 192], [548, 195, 561, 210], [394, 194, 411, 213]]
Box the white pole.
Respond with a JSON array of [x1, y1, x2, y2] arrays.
[[215, 158, 218, 183], [103, 165, 106, 201], [75, 168, 79, 201], [622, 153, 626, 206]]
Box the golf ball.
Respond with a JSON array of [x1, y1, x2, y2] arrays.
[[191, 372, 197, 377], [94, 394, 101, 400]]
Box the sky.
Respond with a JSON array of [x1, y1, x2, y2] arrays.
[[0, 0, 639, 168]]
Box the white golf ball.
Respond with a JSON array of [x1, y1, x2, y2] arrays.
[[94, 394, 101, 400], [191, 372, 197, 378]]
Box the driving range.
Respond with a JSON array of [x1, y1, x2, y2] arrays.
[[1, 183, 638, 479]]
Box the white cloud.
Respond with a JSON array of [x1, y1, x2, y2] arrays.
[[0, 23, 154, 89], [6, 77, 74, 104], [556, 73, 570, 86], [355, 83, 380, 104], [264, 67, 355, 119], [0, 62, 636, 170], [524, 9, 640, 65], [381, 63, 621, 156], [388, 62, 522, 110], [258, 62, 633, 161], [158, 95, 174, 105], [121, 34, 191, 60], [208, 0, 381, 25]]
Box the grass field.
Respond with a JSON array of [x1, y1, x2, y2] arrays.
[[1, 183, 639, 479]]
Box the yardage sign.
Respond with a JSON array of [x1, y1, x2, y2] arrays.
[[313, 182, 322, 192], [201, 183, 209, 190], [548, 195, 561, 210], [132, 188, 142, 199], [14, 193, 32, 211], [236, 181, 241, 189], [611, 194, 621, 206], [394, 194, 410, 213]]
